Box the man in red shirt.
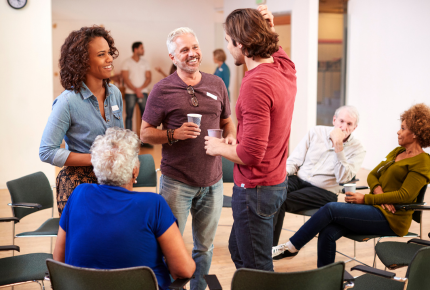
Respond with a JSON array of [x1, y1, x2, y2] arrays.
[[205, 6, 297, 270]]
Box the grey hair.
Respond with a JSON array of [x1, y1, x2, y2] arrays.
[[166, 27, 199, 56], [334, 105, 360, 125], [90, 127, 140, 186]]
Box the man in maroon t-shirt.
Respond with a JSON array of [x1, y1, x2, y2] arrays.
[[205, 6, 297, 271], [141, 27, 236, 290]]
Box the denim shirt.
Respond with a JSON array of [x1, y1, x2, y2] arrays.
[[39, 82, 124, 167]]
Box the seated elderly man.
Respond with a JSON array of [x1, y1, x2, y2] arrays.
[[272, 105, 366, 257], [53, 127, 195, 290]]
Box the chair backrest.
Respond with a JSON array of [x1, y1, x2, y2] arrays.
[[46, 259, 158, 290], [6, 172, 53, 220], [231, 262, 345, 290], [412, 184, 428, 224], [222, 157, 234, 183], [134, 154, 157, 188], [406, 246, 430, 290]]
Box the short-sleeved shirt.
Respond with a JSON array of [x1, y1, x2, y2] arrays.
[[143, 71, 231, 187], [60, 184, 176, 290], [122, 57, 150, 94], [235, 47, 297, 188], [39, 82, 124, 167]]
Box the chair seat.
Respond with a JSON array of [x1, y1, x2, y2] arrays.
[[16, 218, 59, 237], [223, 195, 232, 208], [376, 241, 426, 269], [0, 253, 52, 286], [295, 208, 319, 217], [344, 232, 417, 242], [352, 273, 404, 290]]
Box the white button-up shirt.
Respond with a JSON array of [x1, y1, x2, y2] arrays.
[[287, 126, 366, 194]]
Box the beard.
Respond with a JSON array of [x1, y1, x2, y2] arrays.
[[175, 55, 201, 74]]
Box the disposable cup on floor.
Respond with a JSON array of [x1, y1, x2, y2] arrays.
[[187, 114, 202, 127], [208, 129, 223, 138], [343, 183, 356, 193]]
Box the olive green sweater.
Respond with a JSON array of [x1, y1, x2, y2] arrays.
[[365, 147, 430, 236]]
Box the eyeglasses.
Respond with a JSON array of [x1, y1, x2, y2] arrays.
[[187, 85, 199, 107]]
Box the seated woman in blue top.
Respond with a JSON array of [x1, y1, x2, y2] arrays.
[[53, 127, 195, 290], [39, 26, 124, 216], [213, 49, 230, 100]]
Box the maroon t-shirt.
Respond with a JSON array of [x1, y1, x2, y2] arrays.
[[235, 47, 297, 188], [143, 71, 231, 187]]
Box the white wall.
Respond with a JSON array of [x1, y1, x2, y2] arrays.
[[224, 0, 319, 151], [0, 0, 54, 187], [346, 0, 430, 170], [52, 0, 219, 97]]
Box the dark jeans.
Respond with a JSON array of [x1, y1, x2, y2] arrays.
[[125, 93, 148, 130], [229, 179, 287, 271], [273, 175, 338, 245], [289, 202, 396, 267]]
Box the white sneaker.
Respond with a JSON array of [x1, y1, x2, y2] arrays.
[[272, 244, 286, 258]]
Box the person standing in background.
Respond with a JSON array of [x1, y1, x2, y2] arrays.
[[213, 49, 230, 100], [122, 42, 152, 145]]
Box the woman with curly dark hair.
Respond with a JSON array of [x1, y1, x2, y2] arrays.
[[273, 103, 430, 268], [39, 26, 123, 216]]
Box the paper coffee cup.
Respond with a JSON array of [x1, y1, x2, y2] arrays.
[[187, 114, 202, 127], [344, 183, 356, 193], [208, 129, 223, 138]]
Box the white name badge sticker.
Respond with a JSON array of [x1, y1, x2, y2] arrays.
[[206, 92, 217, 100], [111, 105, 119, 111]]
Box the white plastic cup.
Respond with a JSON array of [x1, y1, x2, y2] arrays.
[[187, 114, 202, 127], [208, 129, 223, 138], [344, 183, 356, 193]]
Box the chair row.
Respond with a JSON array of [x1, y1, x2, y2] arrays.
[[2, 235, 430, 290]]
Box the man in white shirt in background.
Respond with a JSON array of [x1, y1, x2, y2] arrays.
[[122, 42, 152, 147], [272, 105, 366, 258]]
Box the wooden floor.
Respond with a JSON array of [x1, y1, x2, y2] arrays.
[[1, 144, 429, 289]]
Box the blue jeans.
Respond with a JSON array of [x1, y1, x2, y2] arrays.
[[159, 175, 223, 290], [229, 179, 288, 271], [125, 93, 148, 130], [289, 202, 396, 267]]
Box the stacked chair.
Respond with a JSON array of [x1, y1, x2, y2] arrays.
[[134, 154, 158, 193], [351, 245, 430, 290], [0, 171, 57, 288]]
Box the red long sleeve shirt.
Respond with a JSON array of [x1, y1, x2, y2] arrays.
[[234, 47, 297, 188]]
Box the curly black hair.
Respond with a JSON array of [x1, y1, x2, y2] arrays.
[[59, 26, 119, 92], [401, 103, 430, 148], [224, 8, 279, 59]]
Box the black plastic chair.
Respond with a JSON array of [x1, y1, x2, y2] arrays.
[[0, 216, 51, 289], [351, 246, 430, 290], [205, 261, 354, 290], [5, 171, 59, 253], [134, 154, 158, 193], [222, 157, 234, 208], [375, 235, 430, 270], [0, 251, 51, 289], [338, 184, 429, 267], [46, 259, 191, 290]]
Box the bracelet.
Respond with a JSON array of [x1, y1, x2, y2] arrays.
[[167, 129, 178, 146]]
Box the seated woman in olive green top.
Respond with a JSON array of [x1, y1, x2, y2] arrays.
[[272, 103, 430, 267]]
